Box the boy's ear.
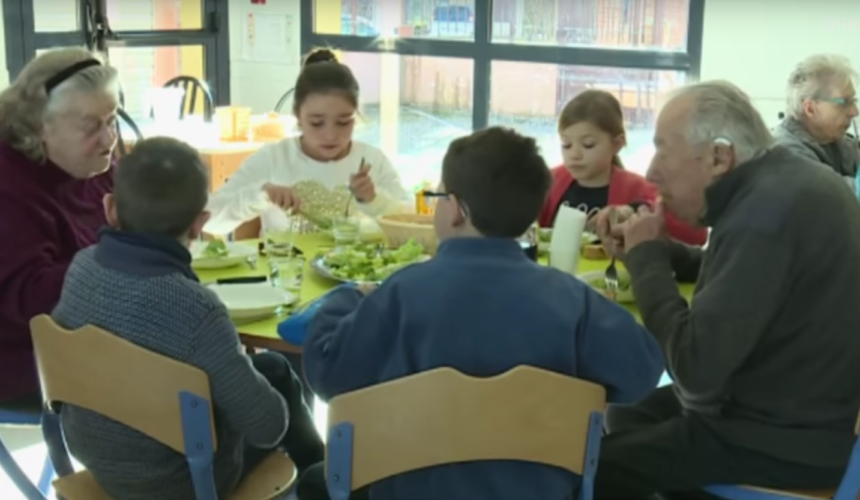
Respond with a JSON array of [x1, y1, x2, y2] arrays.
[[450, 195, 468, 227], [103, 193, 119, 228], [188, 211, 211, 240]]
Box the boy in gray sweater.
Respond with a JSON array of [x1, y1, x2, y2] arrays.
[[53, 137, 323, 500]]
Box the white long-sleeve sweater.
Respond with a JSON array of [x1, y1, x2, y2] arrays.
[[204, 137, 409, 235]]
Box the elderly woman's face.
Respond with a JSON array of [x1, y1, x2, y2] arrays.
[[647, 98, 726, 226], [42, 90, 118, 178]]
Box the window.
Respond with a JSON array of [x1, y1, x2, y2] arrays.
[[342, 52, 473, 187], [32, 0, 81, 32], [110, 45, 206, 122], [301, 0, 704, 182], [490, 62, 684, 174], [3, 0, 230, 117], [106, 0, 203, 31]]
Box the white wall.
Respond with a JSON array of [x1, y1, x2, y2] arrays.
[[700, 0, 860, 128], [228, 0, 301, 113]]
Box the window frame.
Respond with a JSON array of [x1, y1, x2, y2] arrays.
[[299, 0, 706, 130], [2, 0, 231, 105]]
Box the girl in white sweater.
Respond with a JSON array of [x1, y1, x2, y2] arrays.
[[205, 49, 409, 236]]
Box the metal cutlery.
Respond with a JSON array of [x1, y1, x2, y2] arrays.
[[603, 208, 620, 300]]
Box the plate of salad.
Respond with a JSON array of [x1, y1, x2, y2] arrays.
[[190, 240, 258, 270], [577, 269, 635, 303], [311, 239, 429, 284]]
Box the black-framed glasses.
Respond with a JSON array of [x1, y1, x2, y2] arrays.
[[422, 190, 469, 217]]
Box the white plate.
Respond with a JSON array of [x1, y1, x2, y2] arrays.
[[576, 270, 635, 303], [191, 241, 258, 270], [208, 283, 295, 321]]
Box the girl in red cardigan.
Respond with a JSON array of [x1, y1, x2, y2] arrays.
[[538, 90, 707, 246]]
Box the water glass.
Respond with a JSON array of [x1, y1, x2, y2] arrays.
[[264, 212, 301, 257], [269, 255, 305, 295], [332, 215, 360, 247]]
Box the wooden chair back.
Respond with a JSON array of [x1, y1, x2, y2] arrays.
[[29, 315, 216, 454], [326, 366, 606, 493]]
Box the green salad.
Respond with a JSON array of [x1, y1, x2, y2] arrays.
[[321, 239, 426, 282], [203, 240, 229, 259]]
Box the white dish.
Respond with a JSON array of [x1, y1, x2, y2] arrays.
[[208, 283, 295, 322], [191, 241, 258, 270], [576, 270, 635, 303]]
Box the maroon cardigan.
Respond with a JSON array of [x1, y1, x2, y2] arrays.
[[538, 166, 708, 246], [0, 142, 113, 402]]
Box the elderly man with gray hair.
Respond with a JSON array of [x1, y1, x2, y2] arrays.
[[592, 80, 860, 499], [774, 54, 860, 184]]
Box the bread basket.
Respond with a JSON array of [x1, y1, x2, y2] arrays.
[[378, 214, 437, 253]]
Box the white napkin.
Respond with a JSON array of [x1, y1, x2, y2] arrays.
[[549, 204, 587, 274]]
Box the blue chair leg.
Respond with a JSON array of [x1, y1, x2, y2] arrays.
[[36, 454, 54, 495]]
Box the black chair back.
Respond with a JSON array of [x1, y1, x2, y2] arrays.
[[116, 108, 143, 158], [162, 75, 214, 121], [274, 87, 295, 114]]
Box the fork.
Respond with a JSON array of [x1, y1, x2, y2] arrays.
[[603, 208, 620, 299], [604, 257, 620, 300]]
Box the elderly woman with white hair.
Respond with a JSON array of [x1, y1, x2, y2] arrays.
[[591, 80, 860, 499], [774, 54, 860, 184], [0, 48, 119, 410]]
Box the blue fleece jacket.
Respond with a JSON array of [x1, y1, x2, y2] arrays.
[[304, 237, 664, 500]]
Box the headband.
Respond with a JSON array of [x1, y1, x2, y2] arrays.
[[44, 59, 101, 94]]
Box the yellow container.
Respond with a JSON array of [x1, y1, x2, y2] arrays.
[[215, 106, 253, 142]]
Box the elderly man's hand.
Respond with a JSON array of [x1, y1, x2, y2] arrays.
[[594, 205, 634, 258], [622, 204, 667, 252]]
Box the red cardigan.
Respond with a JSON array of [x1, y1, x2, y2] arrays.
[[538, 166, 708, 246]]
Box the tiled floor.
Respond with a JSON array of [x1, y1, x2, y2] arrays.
[[0, 424, 52, 499]]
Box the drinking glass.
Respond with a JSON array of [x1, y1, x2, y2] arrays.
[[264, 211, 301, 257], [268, 255, 305, 296], [332, 214, 360, 247]]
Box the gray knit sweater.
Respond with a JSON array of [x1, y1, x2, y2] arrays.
[[53, 235, 288, 500]]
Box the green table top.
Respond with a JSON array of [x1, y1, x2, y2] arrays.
[[195, 234, 695, 349]]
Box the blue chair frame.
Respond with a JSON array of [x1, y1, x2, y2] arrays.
[[0, 409, 55, 496], [323, 367, 606, 500], [705, 430, 860, 500], [43, 391, 219, 500], [326, 411, 604, 500]]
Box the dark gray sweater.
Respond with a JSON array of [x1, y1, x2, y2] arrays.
[[626, 145, 860, 467], [53, 230, 288, 500], [774, 117, 860, 183]]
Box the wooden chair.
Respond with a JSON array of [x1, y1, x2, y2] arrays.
[[704, 412, 860, 500], [234, 217, 262, 240], [29, 314, 296, 500], [324, 366, 606, 500]]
